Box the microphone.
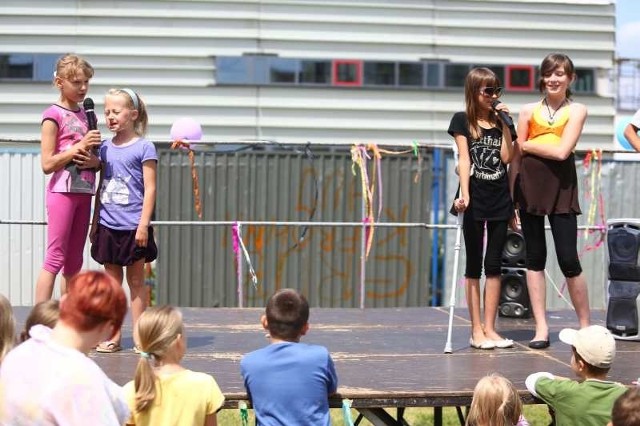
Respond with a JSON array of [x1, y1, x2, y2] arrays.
[[64, 97, 99, 179], [491, 100, 517, 140], [83, 98, 98, 131]]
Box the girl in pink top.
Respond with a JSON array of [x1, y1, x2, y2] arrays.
[[35, 54, 102, 303]]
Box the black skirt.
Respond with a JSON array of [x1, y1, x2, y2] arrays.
[[91, 224, 158, 266]]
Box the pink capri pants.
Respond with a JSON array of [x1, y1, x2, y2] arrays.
[[42, 191, 92, 276]]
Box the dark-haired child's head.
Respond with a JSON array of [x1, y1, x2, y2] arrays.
[[263, 289, 309, 341], [538, 52, 575, 98], [609, 387, 640, 426]]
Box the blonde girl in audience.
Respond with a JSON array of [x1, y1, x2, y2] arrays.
[[0, 294, 16, 363], [123, 305, 225, 426], [466, 373, 529, 426], [19, 300, 60, 342]]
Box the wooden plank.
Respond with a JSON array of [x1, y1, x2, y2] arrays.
[[11, 307, 639, 411]]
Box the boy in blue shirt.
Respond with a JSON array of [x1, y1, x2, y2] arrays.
[[526, 325, 627, 426], [241, 288, 338, 425]]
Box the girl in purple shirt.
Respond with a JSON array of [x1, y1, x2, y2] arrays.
[[91, 88, 158, 353]]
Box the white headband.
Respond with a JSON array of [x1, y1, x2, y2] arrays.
[[121, 88, 139, 110]]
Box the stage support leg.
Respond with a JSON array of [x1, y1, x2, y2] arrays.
[[356, 407, 409, 425], [434, 406, 442, 426]]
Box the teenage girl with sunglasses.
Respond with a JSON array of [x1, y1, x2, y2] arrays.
[[449, 67, 515, 350]]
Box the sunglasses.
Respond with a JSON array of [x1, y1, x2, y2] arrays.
[[480, 87, 503, 97]]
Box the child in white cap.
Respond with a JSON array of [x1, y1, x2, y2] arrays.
[[525, 325, 627, 426]]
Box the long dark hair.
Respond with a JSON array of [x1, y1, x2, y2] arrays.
[[464, 67, 501, 139]]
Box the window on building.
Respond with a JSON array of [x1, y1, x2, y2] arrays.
[[269, 58, 298, 84], [216, 56, 251, 84], [472, 64, 505, 86], [300, 60, 331, 84], [505, 65, 534, 91], [213, 55, 598, 94], [399, 62, 423, 86], [364, 61, 396, 86], [333, 60, 362, 86], [0, 54, 58, 81], [445, 64, 470, 87], [425, 62, 442, 87], [573, 68, 595, 93], [216, 55, 270, 85]]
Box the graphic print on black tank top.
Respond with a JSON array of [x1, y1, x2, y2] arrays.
[[469, 129, 505, 181], [448, 111, 512, 221]]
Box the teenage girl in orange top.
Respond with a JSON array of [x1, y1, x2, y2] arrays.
[[509, 53, 590, 349]]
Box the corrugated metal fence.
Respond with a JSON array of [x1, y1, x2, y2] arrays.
[[155, 147, 433, 307], [2, 142, 637, 309]]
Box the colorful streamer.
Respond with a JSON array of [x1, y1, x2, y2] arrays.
[[559, 149, 606, 298], [351, 145, 375, 258], [170, 140, 203, 219], [350, 143, 423, 258], [239, 401, 249, 426], [579, 149, 606, 254], [342, 399, 355, 426], [232, 222, 258, 288]]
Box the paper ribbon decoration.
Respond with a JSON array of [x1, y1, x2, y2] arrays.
[[170, 140, 203, 219], [350, 143, 422, 258], [232, 222, 258, 288], [342, 399, 355, 426]]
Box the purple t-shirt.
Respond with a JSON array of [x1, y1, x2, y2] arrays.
[[98, 137, 157, 230], [42, 104, 96, 194]]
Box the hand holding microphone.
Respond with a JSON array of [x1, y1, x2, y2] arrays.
[[491, 100, 517, 140], [73, 98, 101, 170]]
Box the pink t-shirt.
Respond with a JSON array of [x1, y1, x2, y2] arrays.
[[42, 104, 96, 194]]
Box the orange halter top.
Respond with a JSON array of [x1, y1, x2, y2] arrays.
[[528, 100, 570, 145]]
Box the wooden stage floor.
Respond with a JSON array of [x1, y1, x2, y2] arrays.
[[12, 307, 640, 424]]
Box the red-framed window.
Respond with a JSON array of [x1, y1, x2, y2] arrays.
[[505, 65, 535, 91], [332, 60, 362, 86]]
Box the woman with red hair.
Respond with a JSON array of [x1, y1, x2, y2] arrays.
[[0, 270, 130, 425]]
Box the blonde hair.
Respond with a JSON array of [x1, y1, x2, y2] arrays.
[[464, 67, 501, 140], [133, 305, 183, 413], [20, 300, 60, 342], [106, 88, 149, 136], [466, 373, 522, 426], [0, 294, 16, 362], [54, 53, 94, 82]]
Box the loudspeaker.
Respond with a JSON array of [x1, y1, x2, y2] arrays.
[[501, 230, 526, 268], [606, 280, 640, 340], [499, 230, 531, 318], [499, 267, 531, 318], [607, 219, 640, 281], [606, 219, 640, 341]]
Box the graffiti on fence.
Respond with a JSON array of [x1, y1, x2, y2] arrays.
[[226, 164, 420, 305]]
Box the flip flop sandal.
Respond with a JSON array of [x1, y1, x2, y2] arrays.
[[95, 341, 122, 353]]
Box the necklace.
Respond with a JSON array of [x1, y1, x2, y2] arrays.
[[544, 98, 567, 125]]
